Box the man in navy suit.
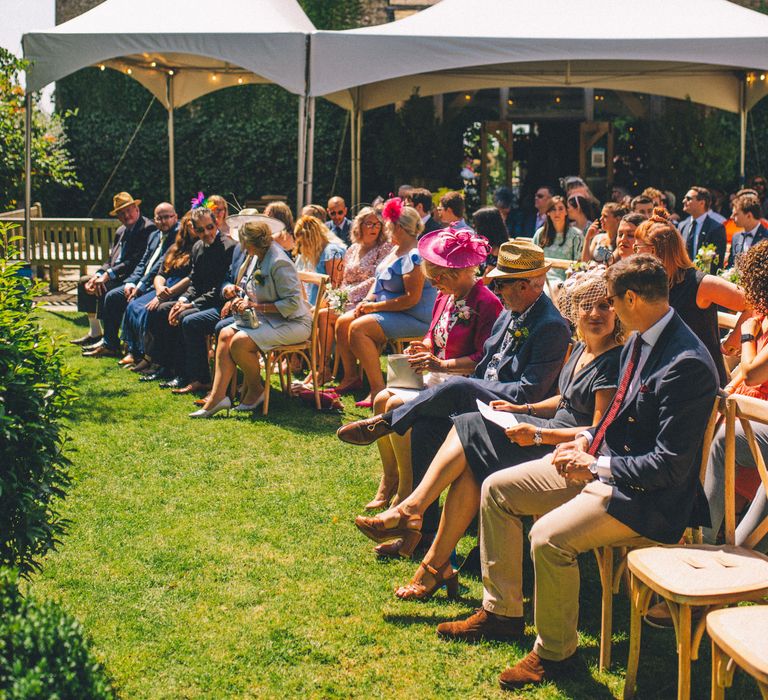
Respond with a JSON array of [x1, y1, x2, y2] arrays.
[[437, 255, 718, 690], [411, 188, 441, 238], [325, 196, 352, 245], [679, 186, 726, 272], [727, 193, 768, 268], [520, 185, 555, 237]]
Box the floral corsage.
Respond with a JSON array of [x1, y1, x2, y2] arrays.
[[509, 325, 530, 349], [453, 299, 473, 325]]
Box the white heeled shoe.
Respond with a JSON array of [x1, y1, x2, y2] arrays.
[[233, 393, 265, 412], [189, 396, 231, 419]]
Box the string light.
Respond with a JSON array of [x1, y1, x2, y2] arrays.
[[507, 98, 513, 105], [126, 68, 132, 75], [211, 73, 218, 81], [762, 74, 766, 81], [464, 94, 471, 101], [238, 77, 244, 84], [99, 64, 106, 71], [150, 61, 157, 68], [555, 96, 561, 103], [168, 69, 174, 76]]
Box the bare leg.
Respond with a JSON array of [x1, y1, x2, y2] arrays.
[[349, 316, 388, 399], [203, 326, 238, 409], [334, 311, 358, 388], [384, 394, 413, 502], [368, 389, 400, 509], [230, 332, 264, 403]]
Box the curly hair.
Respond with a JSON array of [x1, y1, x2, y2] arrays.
[[737, 240, 768, 314]]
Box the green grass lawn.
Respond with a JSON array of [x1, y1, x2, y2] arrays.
[[27, 311, 758, 699]]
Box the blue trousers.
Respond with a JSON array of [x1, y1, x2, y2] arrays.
[[101, 284, 129, 350]]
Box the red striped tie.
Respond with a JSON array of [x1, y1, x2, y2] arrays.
[[588, 336, 643, 456]]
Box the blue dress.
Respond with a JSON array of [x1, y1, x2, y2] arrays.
[[369, 248, 437, 339], [298, 242, 346, 306]]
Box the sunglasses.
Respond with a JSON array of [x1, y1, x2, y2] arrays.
[[682, 196, 696, 202], [194, 223, 216, 233]]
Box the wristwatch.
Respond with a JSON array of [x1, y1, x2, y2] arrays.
[[741, 333, 756, 343], [533, 428, 543, 446], [588, 460, 599, 480]]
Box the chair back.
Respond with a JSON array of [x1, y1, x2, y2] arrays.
[[724, 393, 768, 548], [297, 270, 329, 371]]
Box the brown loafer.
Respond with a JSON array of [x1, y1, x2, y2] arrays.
[[82, 345, 121, 358], [171, 381, 211, 395], [70, 333, 102, 346], [437, 607, 524, 642], [498, 651, 573, 690], [336, 415, 392, 445]]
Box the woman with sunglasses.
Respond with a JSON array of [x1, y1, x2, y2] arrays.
[[533, 196, 584, 281], [633, 209, 746, 386], [356, 269, 622, 600]]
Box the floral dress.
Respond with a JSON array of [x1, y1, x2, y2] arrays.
[[339, 241, 393, 310]]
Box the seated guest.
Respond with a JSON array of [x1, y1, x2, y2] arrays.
[[293, 215, 346, 305], [581, 202, 628, 263], [325, 196, 352, 245], [533, 196, 584, 281], [143, 207, 236, 387], [472, 207, 509, 281], [360, 269, 621, 597], [302, 204, 327, 222], [436, 191, 469, 229], [613, 213, 645, 262], [337, 240, 571, 552], [264, 201, 295, 255], [123, 211, 196, 373], [566, 194, 598, 237], [308, 207, 392, 387], [366, 228, 502, 516], [630, 194, 655, 219], [411, 187, 441, 237], [84, 202, 178, 359], [727, 193, 768, 268], [190, 220, 312, 417], [703, 240, 768, 553], [208, 194, 230, 237], [436, 256, 718, 690], [334, 199, 436, 405], [633, 209, 745, 386], [71, 191, 155, 347]]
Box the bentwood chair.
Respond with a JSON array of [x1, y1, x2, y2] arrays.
[[623, 393, 768, 700]]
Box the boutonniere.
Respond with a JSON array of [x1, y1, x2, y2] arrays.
[[453, 299, 474, 325], [251, 270, 265, 286], [639, 384, 649, 393], [509, 325, 530, 349]]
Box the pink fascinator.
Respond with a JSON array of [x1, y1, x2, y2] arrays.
[[418, 226, 491, 269], [382, 197, 404, 223]]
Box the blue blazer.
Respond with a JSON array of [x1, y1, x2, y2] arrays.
[[591, 312, 719, 544], [124, 224, 178, 289], [726, 224, 768, 268], [679, 214, 726, 273]]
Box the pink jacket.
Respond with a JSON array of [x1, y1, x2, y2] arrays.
[[424, 281, 503, 363]]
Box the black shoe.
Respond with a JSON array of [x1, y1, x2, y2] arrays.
[[140, 369, 173, 383], [159, 376, 186, 389], [71, 333, 102, 346]]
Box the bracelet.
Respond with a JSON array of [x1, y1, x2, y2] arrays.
[[526, 403, 536, 416], [741, 333, 756, 343]]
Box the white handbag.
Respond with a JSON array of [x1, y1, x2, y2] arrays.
[[386, 354, 424, 391]]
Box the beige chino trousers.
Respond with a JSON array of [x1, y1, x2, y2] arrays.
[[480, 453, 655, 661]]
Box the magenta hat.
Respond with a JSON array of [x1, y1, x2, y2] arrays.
[[418, 226, 491, 269]]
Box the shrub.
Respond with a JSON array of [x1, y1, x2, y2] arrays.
[[0, 222, 77, 576], [0, 568, 116, 698]]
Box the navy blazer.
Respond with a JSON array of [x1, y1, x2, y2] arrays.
[[472, 293, 571, 403], [726, 224, 768, 268], [591, 311, 719, 544], [679, 214, 726, 273], [99, 215, 156, 282], [124, 224, 178, 289]]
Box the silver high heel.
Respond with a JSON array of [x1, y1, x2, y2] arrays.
[[189, 396, 231, 419], [234, 393, 265, 412]]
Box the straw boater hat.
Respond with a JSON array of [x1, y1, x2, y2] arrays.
[[109, 191, 141, 216], [486, 239, 551, 278]]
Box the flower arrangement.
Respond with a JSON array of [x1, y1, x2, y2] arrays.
[[694, 243, 719, 274], [718, 266, 740, 285], [326, 287, 350, 313]]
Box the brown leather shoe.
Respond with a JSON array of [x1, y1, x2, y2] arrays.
[[171, 381, 211, 395], [336, 415, 393, 445], [70, 333, 102, 346], [644, 600, 703, 629], [498, 651, 572, 690], [437, 608, 524, 642], [82, 345, 121, 358]]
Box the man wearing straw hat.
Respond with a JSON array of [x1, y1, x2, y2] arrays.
[[71, 192, 156, 347], [337, 240, 571, 504]]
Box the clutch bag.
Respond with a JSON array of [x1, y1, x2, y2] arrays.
[[386, 354, 424, 391]]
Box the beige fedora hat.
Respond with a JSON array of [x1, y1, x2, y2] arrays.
[[486, 239, 551, 279], [109, 191, 141, 216]]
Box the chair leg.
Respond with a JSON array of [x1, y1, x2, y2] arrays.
[[710, 639, 729, 700], [596, 546, 615, 671], [262, 353, 271, 416], [676, 604, 693, 700], [623, 576, 652, 699]]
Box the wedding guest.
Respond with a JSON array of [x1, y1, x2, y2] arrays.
[[613, 213, 645, 262], [293, 215, 346, 305], [633, 209, 745, 386], [208, 194, 230, 237], [412, 188, 441, 236], [726, 193, 768, 268], [190, 220, 311, 417], [533, 196, 584, 281], [358, 270, 621, 597], [308, 207, 392, 387], [679, 186, 726, 273], [325, 196, 352, 245], [472, 207, 509, 280], [566, 194, 598, 237], [365, 228, 502, 519], [436, 191, 468, 228], [265, 201, 295, 254], [334, 199, 436, 405], [581, 202, 628, 263], [302, 204, 327, 222]]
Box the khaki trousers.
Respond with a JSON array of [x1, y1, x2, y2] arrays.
[[480, 453, 654, 661]]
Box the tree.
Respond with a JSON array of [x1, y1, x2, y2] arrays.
[[0, 48, 81, 211]]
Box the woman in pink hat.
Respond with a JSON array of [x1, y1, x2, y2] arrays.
[[364, 227, 503, 546]]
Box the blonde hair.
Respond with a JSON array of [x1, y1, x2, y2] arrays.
[[239, 221, 273, 250], [392, 205, 424, 238], [294, 215, 333, 267], [422, 259, 477, 282], [351, 206, 386, 245]]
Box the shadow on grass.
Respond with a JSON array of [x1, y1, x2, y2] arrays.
[[45, 310, 88, 326]]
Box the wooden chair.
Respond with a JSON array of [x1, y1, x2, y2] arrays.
[[257, 271, 329, 415], [707, 605, 768, 699], [623, 393, 768, 700], [391, 336, 424, 355]]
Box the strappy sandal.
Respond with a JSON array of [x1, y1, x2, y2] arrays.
[[395, 560, 459, 601], [354, 507, 422, 557]]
